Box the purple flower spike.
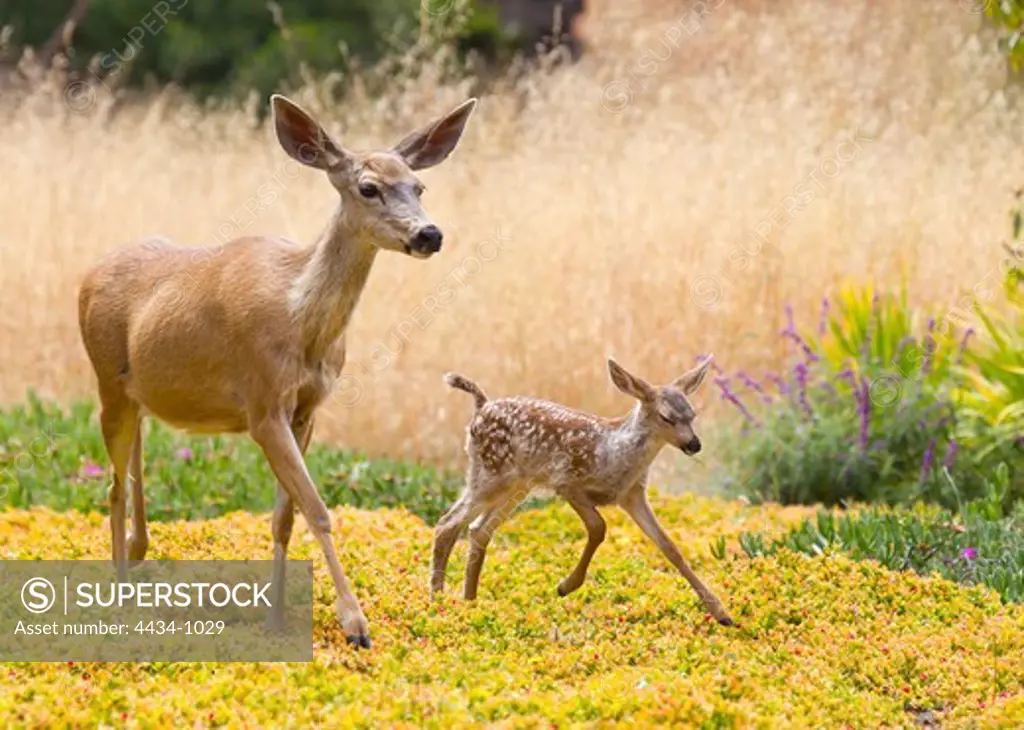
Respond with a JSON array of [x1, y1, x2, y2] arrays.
[[783, 303, 796, 335], [736, 371, 772, 404], [176, 447, 194, 461], [957, 328, 975, 363], [735, 371, 762, 393], [714, 376, 759, 425], [920, 439, 936, 483], [784, 329, 819, 362], [778, 303, 819, 362], [922, 335, 936, 377], [944, 440, 958, 470], [819, 297, 830, 336], [793, 362, 813, 418], [861, 291, 881, 363], [853, 375, 871, 450], [765, 373, 791, 396], [960, 547, 977, 560]]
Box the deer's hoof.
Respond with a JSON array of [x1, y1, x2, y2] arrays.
[[717, 616, 735, 627], [126, 535, 148, 563], [345, 634, 371, 650]]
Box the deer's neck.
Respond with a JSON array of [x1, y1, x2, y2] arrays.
[[291, 204, 379, 361], [609, 404, 663, 470]]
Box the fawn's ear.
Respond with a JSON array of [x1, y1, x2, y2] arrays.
[[674, 355, 714, 395], [271, 94, 349, 170], [608, 358, 654, 402], [391, 98, 477, 171]]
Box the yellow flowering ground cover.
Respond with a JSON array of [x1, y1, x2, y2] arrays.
[[1, 492, 1022, 728]]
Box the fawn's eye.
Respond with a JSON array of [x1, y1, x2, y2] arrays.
[[358, 183, 381, 200], [657, 410, 674, 424]]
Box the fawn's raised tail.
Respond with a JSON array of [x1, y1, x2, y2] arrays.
[[444, 372, 487, 409]]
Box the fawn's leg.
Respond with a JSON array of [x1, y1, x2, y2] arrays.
[[463, 506, 508, 600], [126, 416, 148, 564], [250, 412, 370, 648], [100, 391, 139, 583], [619, 484, 733, 626], [557, 495, 606, 597], [267, 415, 314, 632], [430, 481, 486, 599]]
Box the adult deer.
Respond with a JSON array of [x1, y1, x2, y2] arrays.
[[77, 93, 478, 649]]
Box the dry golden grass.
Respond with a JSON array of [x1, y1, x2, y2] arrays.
[[0, 0, 1020, 478]]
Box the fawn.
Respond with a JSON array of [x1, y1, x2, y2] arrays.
[[77, 93, 477, 649], [430, 356, 734, 626]]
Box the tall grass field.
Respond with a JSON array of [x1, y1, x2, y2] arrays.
[[1, 0, 1020, 478]]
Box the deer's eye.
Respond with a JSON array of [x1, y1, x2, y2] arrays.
[[358, 183, 381, 200], [657, 410, 674, 424]]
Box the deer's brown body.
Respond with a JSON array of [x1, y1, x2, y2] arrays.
[[431, 359, 734, 626], [79, 234, 344, 435], [78, 94, 478, 649]]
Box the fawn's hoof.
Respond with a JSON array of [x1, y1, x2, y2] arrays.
[[717, 616, 735, 627], [345, 634, 371, 650]]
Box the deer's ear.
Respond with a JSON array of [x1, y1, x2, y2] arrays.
[[271, 94, 349, 170], [674, 355, 714, 395], [391, 98, 477, 171], [608, 358, 654, 402]]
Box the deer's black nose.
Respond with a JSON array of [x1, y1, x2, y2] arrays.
[[684, 437, 701, 454], [412, 225, 443, 253]]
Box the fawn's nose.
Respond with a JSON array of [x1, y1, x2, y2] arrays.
[[684, 437, 701, 455], [411, 225, 443, 253]]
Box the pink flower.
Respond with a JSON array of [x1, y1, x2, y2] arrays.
[[960, 547, 978, 560], [175, 447, 194, 461], [81, 462, 105, 479]]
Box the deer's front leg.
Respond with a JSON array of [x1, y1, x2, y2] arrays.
[[250, 413, 370, 649], [619, 483, 733, 626], [557, 495, 606, 597], [267, 416, 314, 633]]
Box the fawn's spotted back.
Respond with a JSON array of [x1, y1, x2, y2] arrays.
[[467, 396, 617, 483]]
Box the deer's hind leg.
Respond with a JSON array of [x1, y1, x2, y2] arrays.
[[99, 387, 140, 582], [557, 493, 606, 597], [463, 507, 506, 600], [430, 466, 497, 599], [126, 416, 148, 564]]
